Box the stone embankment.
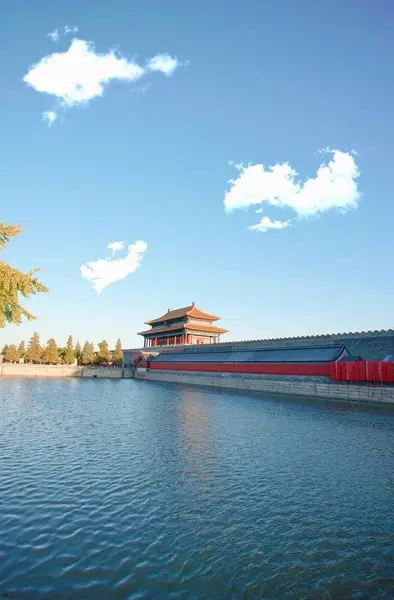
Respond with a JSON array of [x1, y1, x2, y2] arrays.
[[134, 370, 394, 405], [81, 367, 134, 378], [2, 363, 393, 405], [0, 364, 134, 378]]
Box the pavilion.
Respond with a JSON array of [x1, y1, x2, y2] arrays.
[[138, 303, 228, 348]]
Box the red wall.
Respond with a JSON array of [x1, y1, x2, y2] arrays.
[[149, 362, 330, 376], [330, 360, 394, 383]]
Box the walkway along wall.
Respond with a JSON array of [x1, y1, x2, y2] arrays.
[[135, 369, 394, 405], [0, 364, 83, 377], [0, 364, 134, 378]]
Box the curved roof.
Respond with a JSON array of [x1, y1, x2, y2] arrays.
[[138, 322, 228, 336], [150, 345, 347, 364], [145, 303, 220, 325]]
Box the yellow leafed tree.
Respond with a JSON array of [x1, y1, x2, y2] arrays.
[[0, 223, 49, 327]]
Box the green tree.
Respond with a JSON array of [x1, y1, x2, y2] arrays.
[[81, 341, 94, 365], [0, 223, 49, 327], [17, 341, 26, 361], [2, 344, 9, 358], [4, 344, 18, 362], [113, 338, 123, 365], [26, 332, 43, 363], [58, 346, 66, 362], [98, 340, 112, 364], [42, 339, 60, 364], [75, 341, 82, 364], [91, 343, 100, 365], [64, 335, 75, 365]]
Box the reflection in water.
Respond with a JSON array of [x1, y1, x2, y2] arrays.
[[178, 388, 213, 479], [0, 378, 393, 600], [176, 389, 217, 546]]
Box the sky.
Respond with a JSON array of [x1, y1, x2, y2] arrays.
[[1, 0, 394, 349]]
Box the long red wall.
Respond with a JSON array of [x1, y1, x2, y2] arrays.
[[149, 362, 330, 376]]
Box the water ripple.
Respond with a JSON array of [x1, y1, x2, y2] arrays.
[[0, 378, 393, 599]]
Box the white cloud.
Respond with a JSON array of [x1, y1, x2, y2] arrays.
[[224, 149, 360, 231], [248, 217, 290, 233], [147, 53, 179, 75], [64, 25, 78, 35], [47, 29, 59, 42], [108, 240, 125, 256], [42, 110, 58, 127], [81, 240, 147, 294], [24, 39, 145, 106], [24, 39, 183, 114]]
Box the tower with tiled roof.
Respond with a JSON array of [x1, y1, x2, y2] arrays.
[[138, 303, 228, 348]]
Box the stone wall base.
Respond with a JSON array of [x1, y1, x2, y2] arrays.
[[135, 370, 394, 405]]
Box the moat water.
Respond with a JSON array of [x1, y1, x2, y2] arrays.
[[0, 378, 393, 599]]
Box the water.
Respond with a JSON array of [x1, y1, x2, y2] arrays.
[[0, 378, 393, 600]]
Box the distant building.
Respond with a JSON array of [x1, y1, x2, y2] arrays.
[[138, 303, 229, 348], [134, 351, 159, 370]]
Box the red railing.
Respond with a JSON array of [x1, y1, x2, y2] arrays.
[[330, 361, 394, 383]]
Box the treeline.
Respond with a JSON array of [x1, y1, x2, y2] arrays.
[[1, 334, 124, 366]]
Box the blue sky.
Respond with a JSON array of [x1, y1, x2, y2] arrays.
[[1, 0, 394, 349]]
